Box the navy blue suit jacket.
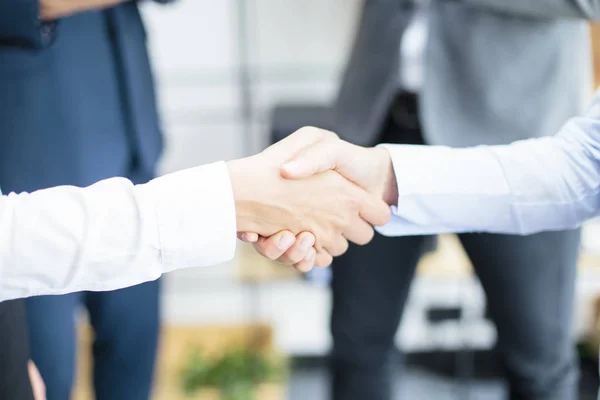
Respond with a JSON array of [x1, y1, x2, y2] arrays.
[[0, 1, 172, 192]]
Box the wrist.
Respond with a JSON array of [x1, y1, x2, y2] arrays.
[[227, 157, 280, 235], [227, 158, 257, 233], [375, 147, 398, 206]]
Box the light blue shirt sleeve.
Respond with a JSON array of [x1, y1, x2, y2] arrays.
[[377, 91, 600, 237]]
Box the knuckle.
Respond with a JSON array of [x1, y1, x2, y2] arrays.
[[356, 228, 375, 246], [295, 262, 312, 273], [340, 198, 360, 224], [339, 240, 349, 255], [380, 206, 392, 225], [298, 126, 325, 141], [330, 213, 346, 231], [297, 126, 314, 134], [318, 254, 333, 267], [349, 196, 362, 211], [329, 239, 348, 257], [371, 203, 391, 227], [285, 249, 305, 264], [299, 126, 339, 142], [261, 244, 281, 260], [322, 129, 339, 141]]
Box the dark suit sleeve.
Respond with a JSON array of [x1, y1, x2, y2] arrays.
[[0, 0, 57, 48], [446, 0, 600, 19], [0, 300, 34, 400]]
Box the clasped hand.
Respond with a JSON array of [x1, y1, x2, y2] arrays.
[[227, 127, 398, 272]]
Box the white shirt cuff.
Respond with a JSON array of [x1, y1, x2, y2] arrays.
[[137, 161, 237, 272]]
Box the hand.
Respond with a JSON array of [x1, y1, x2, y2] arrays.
[[238, 231, 318, 272], [281, 135, 398, 205], [40, 0, 124, 20], [228, 128, 390, 266], [28, 361, 46, 400], [241, 129, 398, 270]]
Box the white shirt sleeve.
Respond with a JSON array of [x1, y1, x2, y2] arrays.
[[377, 92, 600, 237], [0, 161, 237, 301]]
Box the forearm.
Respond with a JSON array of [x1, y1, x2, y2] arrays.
[[40, 0, 126, 21], [443, 0, 600, 19], [378, 108, 600, 236], [0, 162, 237, 301]]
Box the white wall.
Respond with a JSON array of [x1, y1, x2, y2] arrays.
[[142, 0, 359, 168]]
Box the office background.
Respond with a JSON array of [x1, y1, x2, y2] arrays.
[[72, 1, 600, 398]]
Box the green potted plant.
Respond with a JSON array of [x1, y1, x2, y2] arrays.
[[180, 348, 288, 400]]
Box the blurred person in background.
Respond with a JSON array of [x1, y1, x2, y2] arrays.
[[0, 0, 172, 398], [0, 299, 46, 400], [327, 1, 600, 399]]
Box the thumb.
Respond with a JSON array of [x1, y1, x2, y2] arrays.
[[281, 141, 341, 179]]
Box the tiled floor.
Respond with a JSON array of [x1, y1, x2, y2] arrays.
[[288, 366, 506, 400]]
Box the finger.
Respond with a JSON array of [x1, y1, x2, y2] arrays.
[[324, 235, 349, 258], [343, 218, 375, 246], [357, 190, 392, 227], [281, 140, 344, 180], [278, 232, 316, 265], [314, 249, 333, 268], [293, 247, 316, 273], [238, 232, 259, 243], [253, 231, 296, 260]]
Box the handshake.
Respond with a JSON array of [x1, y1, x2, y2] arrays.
[[227, 127, 398, 272]]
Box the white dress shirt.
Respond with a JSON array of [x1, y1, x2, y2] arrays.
[[0, 162, 237, 301], [378, 90, 600, 237]]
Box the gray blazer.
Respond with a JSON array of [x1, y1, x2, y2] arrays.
[[334, 0, 598, 147]]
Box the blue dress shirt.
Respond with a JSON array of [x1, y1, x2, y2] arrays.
[[378, 90, 600, 237]]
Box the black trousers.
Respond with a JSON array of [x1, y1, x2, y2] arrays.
[[0, 299, 34, 400], [330, 93, 581, 400]]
